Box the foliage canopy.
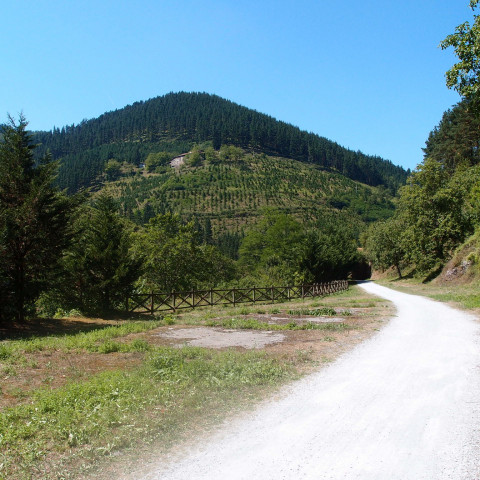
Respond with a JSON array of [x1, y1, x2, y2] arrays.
[[441, 1, 480, 99]]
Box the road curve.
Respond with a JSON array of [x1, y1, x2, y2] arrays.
[[142, 282, 480, 480]]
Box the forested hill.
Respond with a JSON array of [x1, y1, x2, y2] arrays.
[[33, 92, 408, 193]]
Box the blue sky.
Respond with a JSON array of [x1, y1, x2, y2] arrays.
[[0, 0, 473, 170]]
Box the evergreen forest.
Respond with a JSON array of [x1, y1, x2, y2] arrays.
[[32, 92, 408, 194]]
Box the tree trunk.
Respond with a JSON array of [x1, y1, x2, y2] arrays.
[[396, 264, 402, 279], [15, 263, 26, 323]]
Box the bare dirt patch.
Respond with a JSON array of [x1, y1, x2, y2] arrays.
[[0, 351, 143, 409], [141, 311, 385, 369], [157, 327, 286, 349]]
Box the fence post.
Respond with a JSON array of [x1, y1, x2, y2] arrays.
[[233, 288, 236, 306], [172, 291, 176, 313], [209, 288, 213, 306], [150, 291, 154, 315], [253, 286, 256, 304]]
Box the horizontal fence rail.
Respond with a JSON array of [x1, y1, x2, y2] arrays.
[[125, 280, 348, 315]]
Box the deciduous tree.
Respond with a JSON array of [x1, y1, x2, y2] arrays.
[[133, 213, 234, 292], [363, 218, 406, 278], [441, 1, 480, 99]]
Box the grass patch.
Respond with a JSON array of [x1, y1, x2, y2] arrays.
[[428, 291, 480, 309], [376, 279, 480, 310], [0, 344, 14, 360], [1, 321, 162, 358], [205, 317, 351, 332], [0, 346, 295, 479]]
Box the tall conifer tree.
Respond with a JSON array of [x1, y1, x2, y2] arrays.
[[0, 115, 76, 322]]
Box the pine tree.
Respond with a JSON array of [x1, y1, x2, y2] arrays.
[[61, 194, 141, 313], [0, 115, 77, 323]]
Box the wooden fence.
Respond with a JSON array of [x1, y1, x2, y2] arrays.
[[125, 280, 348, 315]]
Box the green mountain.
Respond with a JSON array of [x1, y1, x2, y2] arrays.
[[96, 145, 394, 258], [33, 92, 408, 194], [29, 92, 406, 260]]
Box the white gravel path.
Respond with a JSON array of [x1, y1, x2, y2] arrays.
[[142, 282, 480, 479]]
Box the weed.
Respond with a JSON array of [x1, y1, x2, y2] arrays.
[[288, 307, 337, 316], [67, 364, 83, 378], [92, 338, 152, 354], [129, 339, 151, 352], [9, 387, 28, 398], [295, 348, 314, 363], [18, 356, 38, 369], [96, 341, 122, 354], [0, 344, 13, 360], [237, 307, 252, 315], [2, 365, 17, 376]]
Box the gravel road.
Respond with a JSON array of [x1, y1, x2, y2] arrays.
[[142, 282, 480, 479]]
